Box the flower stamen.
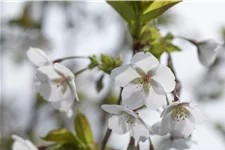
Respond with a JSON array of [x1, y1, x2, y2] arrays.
[[171, 105, 189, 121]]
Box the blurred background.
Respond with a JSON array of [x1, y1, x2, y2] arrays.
[[1, 1, 225, 150]]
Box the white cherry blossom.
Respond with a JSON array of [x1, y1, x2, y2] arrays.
[[101, 104, 151, 144], [11, 135, 37, 150], [152, 101, 204, 138], [111, 52, 175, 110], [27, 47, 51, 67], [27, 48, 79, 117], [197, 40, 221, 67], [35, 63, 79, 117]]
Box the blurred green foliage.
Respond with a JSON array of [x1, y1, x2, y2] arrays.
[[9, 3, 41, 29], [42, 111, 96, 150]]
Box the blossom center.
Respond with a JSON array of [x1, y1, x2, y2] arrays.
[[120, 112, 136, 124], [171, 105, 189, 121], [139, 74, 152, 86]]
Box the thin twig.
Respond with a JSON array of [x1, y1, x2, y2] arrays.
[[53, 56, 88, 63]]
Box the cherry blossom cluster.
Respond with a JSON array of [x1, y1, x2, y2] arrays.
[[27, 47, 79, 117], [11, 40, 222, 149], [101, 52, 205, 144]]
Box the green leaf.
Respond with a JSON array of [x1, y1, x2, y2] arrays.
[[88, 55, 99, 69], [42, 128, 83, 146], [107, 1, 137, 25], [74, 110, 94, 146], [141, 1, 181, 23], [166, 44, 180, 52], [99, 55, 122, 74]]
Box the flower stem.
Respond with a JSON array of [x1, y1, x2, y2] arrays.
[[166, 96, 170, 106], [127, 137, 135, 150], [149, 138, 154, 150], [175, 36, 198, 46], [100, 88, 123, 150], [167, 53, 181, 96], [53, 56, 88, 63], [100, 128, 112, 150], [74, 67, 88, 77]]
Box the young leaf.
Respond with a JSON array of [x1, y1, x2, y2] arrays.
[[107, 1, 137, 25], [74, 110, 94, 146], [141, 1, 181, 23], [42, 128, 83, 146]]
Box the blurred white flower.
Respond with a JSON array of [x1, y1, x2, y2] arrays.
[[152, 101, 204, 138], [11, 135, 37, 150], [197, 40, 221, 67], [158, 137, 196, 150], [27, 47, 51, 67], [101, 104, 150, 144], [27, 47, 79, 117], [111, 52, 175, 110]]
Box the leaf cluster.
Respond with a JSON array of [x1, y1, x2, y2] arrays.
[[88, 55, 122, 74], [42, 111, 96, 150]]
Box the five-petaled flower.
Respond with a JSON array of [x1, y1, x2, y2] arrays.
[[197, 39, 221, 67], [101, 104, 151, 144], [152, 101, 204, 138], [12, 135, 37, 150], [111, 52, 175, 110], [27, 47, 79, 117]]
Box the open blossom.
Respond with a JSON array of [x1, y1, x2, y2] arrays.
[[101, 104, 151, 144], [111, 52, 175, 110], [197, 39, 221, 67], [152, 101, 204, 138], [27, 47, 79, 117], [12, 135, 37, 150]]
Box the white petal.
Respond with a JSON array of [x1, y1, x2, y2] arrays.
[[188, 107, 206, 124], [37, 65, 61, 80], [151, 121, 164, 135], [145, 87, 166, 110], [111, 64, 140, 87], [130, 52, 159, 73], [122, 86, 146, 110], [172, 138, 194, 149], [160, 111, 174, 135], [12, 135, 37, 150], [198, 40, 220, 67], [51, 97, 74, 112], [108, 115, 133, 134], [27, 47, 51, 67], [68, 80, 79, 102], [53, 63, 74, 79], [101, 104, 137, 117], [151, 79, 166, 95], [152, 65, 175, 93], [130, 121, 149, 145], [172, 114, 195, 137]]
